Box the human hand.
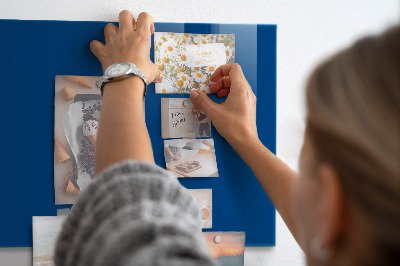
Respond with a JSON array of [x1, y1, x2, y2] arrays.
[[90, 10, 163, 83], [172, 155, 181, 160], [190, 63, 258, 147]]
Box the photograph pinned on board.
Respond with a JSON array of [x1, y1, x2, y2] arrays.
[[33, 216, 66, 266], [204, 232, 246, 266], [189, 189, 212, 228], [161, 98, 212, 139], [54, 75, 103, 205], [164, 138, 218, 177], [154, 32, 235, 94]]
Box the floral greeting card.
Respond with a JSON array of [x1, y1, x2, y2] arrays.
[[154, 32, 235, 94]]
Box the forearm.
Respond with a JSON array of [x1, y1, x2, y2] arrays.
[[165, 147, 174, 157], [229, 137, 299, 241], [95, 77, 153, 175]]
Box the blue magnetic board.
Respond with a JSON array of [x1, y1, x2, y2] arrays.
[[0, 19, 276, 247]]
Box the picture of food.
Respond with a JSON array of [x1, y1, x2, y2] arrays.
[[54, 137, 71, 164], [154, 32, 235, 94], [164, 138, 218, 177], [54, 75, 102, 205], [175, 161, 202, 173], [82, 119, 99, 148], [63, 75, 93, 88]]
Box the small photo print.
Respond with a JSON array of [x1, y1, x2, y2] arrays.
[[204, 232, 246, 266], [161, 98, 211, 139], [33, 216, 66, 266], [189, 189, 212, 228], [54, 75, 102, 205], [154, 32, 235, 94], [164, 138, 218, 177]]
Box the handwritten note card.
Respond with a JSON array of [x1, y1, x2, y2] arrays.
[[161, 98, 212, 139], [184, 43, 227, 67]]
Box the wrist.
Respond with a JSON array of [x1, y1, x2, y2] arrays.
[[102, 76, 145, 98], [228, 130, 261, 152]]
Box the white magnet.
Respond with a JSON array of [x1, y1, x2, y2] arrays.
[[183, 99, 192, 107], [214, 235, 221, 243]]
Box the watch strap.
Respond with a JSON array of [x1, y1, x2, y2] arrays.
[[98, 62, 148, 98]]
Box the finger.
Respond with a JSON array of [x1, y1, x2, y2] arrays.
[[118, 10, 134, 35], [209, 76, 231, 93], [190, 90, 217, 116], [210, 63, 243, 83], [136, 12, 154, 37], [89, 40, 105, 60], [104, 23, 118, 44], [217, 88, 230, 97]]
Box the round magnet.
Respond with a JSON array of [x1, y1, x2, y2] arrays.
[[96, 80, 102, 88], [183, 99, 192, 107], [214, 235, 221, 244]]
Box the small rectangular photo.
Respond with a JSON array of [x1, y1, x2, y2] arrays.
[[189, 189, 212, 228], [164, 138, 218, 177], [33, 216, 66, 266], [161, 98, 212, 139], [203, 232, 246, 266], [154, 32, 235, 94]]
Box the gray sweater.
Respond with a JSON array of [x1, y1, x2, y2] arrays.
[[55, 160, 217, 266]]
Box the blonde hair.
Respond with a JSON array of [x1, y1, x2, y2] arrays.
[[305, 25, 400, 264]]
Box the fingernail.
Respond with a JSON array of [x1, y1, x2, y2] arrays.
[[155, 72, 164, 83], [190, 90, 199, 99]]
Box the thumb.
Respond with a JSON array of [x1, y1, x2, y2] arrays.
[[190, 90, 215, 115]]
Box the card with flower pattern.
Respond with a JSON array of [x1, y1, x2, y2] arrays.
[[154, 32, 235, 94]]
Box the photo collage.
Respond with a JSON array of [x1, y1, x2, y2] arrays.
[[50, 31, 244, 265]]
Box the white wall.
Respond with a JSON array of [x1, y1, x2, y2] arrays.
[[0, 1, 398, 265]]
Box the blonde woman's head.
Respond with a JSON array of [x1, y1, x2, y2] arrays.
[[294, 25, 400, 265]]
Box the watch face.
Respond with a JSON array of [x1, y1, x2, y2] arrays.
[[106, 62, 131, 77]]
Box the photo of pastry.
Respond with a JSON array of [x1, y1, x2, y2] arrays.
[[54, 75, 102, 205], [204, 232, 246, 266], [189, 189, 212, 229], [163, 138, 218, 177], [154, 32, 235, 94], [161, 98, 212, 139]]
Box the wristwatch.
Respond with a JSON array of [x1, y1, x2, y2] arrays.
[[97, 62, 148, 97]]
